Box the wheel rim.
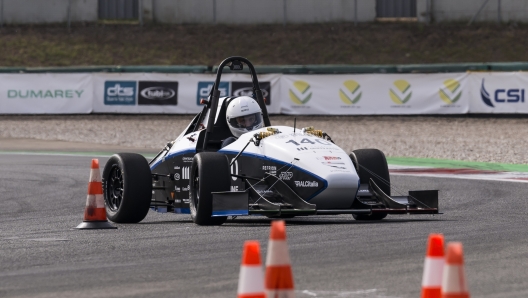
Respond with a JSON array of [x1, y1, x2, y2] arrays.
[[106, 165, 124, 212], [192, 168, 200, 209]]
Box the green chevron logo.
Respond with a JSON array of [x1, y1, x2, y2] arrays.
[[289, 80, 312, 104], [439, 79, 462, 104], [339, 80, 362, 104], [389, 80, 412, 104]]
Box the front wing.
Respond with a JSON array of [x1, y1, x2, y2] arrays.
[[211, 177, 439, 217]]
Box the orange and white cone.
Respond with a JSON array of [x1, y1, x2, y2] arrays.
[[421, 233, 445, 298], [265, 220, 294, 298], [441, 242, 469, 298], [76, 159, 116, 229], [238, 241, 265, 298]]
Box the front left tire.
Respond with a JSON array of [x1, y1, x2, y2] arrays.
[[103, 153, 152, 223]]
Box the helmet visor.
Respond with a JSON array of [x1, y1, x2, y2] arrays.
[[228, 112, 263, 130]]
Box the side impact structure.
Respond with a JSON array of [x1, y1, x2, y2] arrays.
[[76, 159, 117, 229], [265, 220, 294, 298]]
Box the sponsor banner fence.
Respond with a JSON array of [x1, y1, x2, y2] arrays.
[[2, 71, 528, 115], [281, 73, 469, 115], [0, 73, 92, 114], [93, 73, 281, 114], [468, 72, 528, 113]]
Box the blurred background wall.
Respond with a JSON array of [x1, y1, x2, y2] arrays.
[[0, 0, 526, 25]]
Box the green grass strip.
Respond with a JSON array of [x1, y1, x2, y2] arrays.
[[387, 157, 528, 173]]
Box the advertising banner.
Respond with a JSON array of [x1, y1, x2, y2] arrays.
[[0, 73, 92, 114], [280, 73, 470, 115], [93, 73, 281, 114], [467, 72, 528, 113]]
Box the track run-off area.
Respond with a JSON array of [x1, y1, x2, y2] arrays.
[[0, 150, 527, 298]]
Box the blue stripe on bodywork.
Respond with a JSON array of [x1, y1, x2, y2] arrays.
[[150, 149, 196, 170], [212, 210, 249, 217], [218, 149, 328, 201], [174, 208, 191, 214]]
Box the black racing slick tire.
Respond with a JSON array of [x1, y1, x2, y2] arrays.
[[352, 148, 390, 221], [103, 153, 152, 223], [189, 153, 230, 226]]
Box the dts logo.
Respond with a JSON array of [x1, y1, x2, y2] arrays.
[[481, 79, 525, 108]]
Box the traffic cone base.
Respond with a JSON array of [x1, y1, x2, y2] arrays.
[[75, 221, 117, 229], [76, 158, 116, 230]]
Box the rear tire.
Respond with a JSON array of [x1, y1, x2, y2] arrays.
[[103, 153, 152, 223], [352, 149, 390, 221], [189, 153, 230, 225]]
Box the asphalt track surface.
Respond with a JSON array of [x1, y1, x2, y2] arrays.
[[0, 153, 527, 298]]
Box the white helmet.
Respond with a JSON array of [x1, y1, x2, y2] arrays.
[[226, 96, 264, 138]]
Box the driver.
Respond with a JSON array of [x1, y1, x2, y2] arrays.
[[222, 96, 264, 148]]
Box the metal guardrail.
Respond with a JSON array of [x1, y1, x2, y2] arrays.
[[1, 63, 528, 74]]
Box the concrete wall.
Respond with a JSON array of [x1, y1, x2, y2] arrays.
[[1, 0, 528, 25], [432, 0, 528, 23], [2, 0, 97, 24], [152, 0, 374, 24]]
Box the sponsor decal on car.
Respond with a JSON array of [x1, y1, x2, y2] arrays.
[[181, 167, 190, 180], [182, 157, 193, 163], [104, 81, 136, 105], [263, 165, 277, 175], [278, 172, 293, 180], [231, 159, 238, 181], [175, 186, 181, 192], [174, 173, 180, 180], [232, 81, 271, 105], [138, 81, 178, 105], [320, 160, 346, 169], [196, 82, 229, 105], [174, 199, 182, 203], [182, 185, 190, 192], [316, 156, 342, 161], [295, 181, 319, 187], [174, 166, 180, 170]]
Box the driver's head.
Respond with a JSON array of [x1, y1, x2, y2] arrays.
[[226, 96, 263, 138]]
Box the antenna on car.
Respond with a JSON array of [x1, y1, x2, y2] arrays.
[[294, 118, 297, 133]]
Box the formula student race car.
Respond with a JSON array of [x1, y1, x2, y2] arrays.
[[102, 56, 439, 225]]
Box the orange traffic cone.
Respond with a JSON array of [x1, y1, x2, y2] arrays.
[[238, 241, 265, 298], [441, 242, 469, 298], [76, 159, 116, 229], [421, 233, 445, 298], [265, 220, 294, 298]]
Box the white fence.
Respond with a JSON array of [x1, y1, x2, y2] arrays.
[[1, 72, 527, 114]]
